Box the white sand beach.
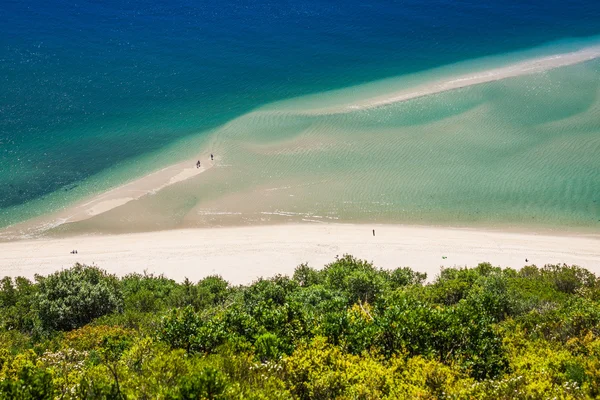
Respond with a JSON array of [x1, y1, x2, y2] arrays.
[[1, 224, 598, 283]]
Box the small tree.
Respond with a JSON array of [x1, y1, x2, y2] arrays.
[[35, 264, 123, 331], [293, 264, 321, 287], [158, 306, 201, 353], [197, 275, 229, 307], [0, 276, 38, 333], [390, 267, 427, 287], [255, 332, 283, 362]]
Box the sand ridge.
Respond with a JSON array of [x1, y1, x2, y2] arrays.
[[291, 45, 600, 114], [0, 158, 215, 240]]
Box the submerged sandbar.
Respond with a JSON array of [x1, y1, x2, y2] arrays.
[[2, 41, 600, 240]]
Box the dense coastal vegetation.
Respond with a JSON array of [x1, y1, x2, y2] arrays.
[[1, 256, 599, 399]]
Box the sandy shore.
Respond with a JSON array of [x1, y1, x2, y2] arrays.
[[74, 161, 208, 220], [1, 224, 598, 284], [0, 159, 214, 240], [3, 44, 600, 241]]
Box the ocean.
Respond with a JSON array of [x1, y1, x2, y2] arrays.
[[1, 0, 600, 234]]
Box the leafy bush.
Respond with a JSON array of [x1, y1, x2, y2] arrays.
[[121, 272, 178, 313], [389, 266, 427, 288], [196, 275, 230, 307], [255, 332, 283, 362], [321, 255, 389, 304], [293, 264, 321, 287], [0, 352, 55, 399], [0, 276, 38, 333], [35, 264, 123, 332], [0, 258, 599, 398]]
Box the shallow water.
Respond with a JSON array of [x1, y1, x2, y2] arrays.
[[51, 58, 600, 235], [3, 0, 600, 231]]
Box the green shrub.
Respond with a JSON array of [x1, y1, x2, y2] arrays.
[[0, 353, 55, 399], [121, 272, 179, 313], [35, 264, 123, 332], [1, 257, 599, 398], [177, 367, 228, 400], [293, 264, 321, 287], [0, 276, 38, 333], [389, 267, 427, 288], [255, 333, 283, 362]]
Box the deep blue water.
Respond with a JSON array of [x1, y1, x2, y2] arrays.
[[1, 0, 600, 222]]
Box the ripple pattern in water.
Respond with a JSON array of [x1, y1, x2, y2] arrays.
[[56, 60, 600, 234]]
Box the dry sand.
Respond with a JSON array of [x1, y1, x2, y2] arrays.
[[1, 224, 598, 284]]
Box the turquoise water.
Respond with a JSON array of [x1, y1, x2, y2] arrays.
[[2, 0, 600, 232], [52, 56, 600, 235]]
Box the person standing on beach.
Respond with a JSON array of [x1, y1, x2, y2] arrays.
[[196, 160, 201, 168], [211, 153, 214, 161], [373, 229, 375, 236]]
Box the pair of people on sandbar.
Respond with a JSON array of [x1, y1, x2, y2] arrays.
[[196, 154, 214, 168]]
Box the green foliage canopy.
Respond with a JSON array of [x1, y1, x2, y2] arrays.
[[0, 259, 599, 399]]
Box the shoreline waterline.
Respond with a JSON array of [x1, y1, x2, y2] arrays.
[[0, 158, 215, 240], [2, 40, 600, 239]]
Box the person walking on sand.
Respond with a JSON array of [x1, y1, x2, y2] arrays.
[[196, 160, 201, 168], [210, 153, 214, 161], [373, 229, 375, 236]]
